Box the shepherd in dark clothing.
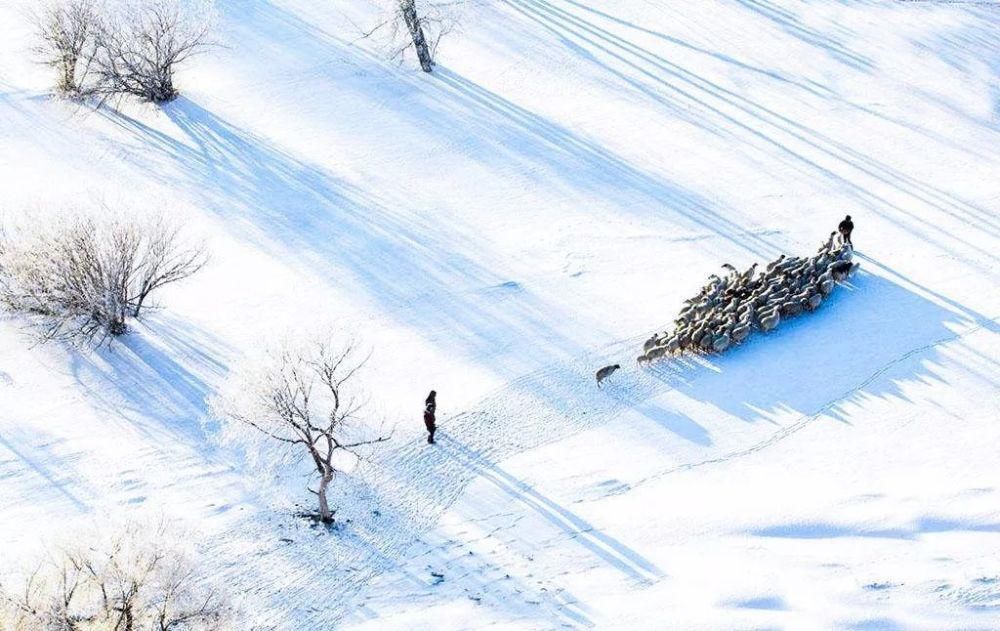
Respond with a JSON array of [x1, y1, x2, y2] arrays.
[[424, 390, 437, 444], [838, 215, 854, 246]]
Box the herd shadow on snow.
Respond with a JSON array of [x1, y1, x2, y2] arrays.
[[613, 262, 994, 444]]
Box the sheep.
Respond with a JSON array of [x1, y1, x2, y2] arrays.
[[760, 310, 780, 332], [699, 331, 714, 351], [665, 336, 681, 354], [817, 274, 834, 295], [780, 300, 802, 317], [804, 292, 823, 311], [712, 333, 731, 353], [677, 328, 692, 348], [766, 254, 786, 272], [732, 323, 751, 343], [641, 232, 860, 364], [647, 346, 667, 361], [830, 260, 854, 281], [643, 336, 660, 352]]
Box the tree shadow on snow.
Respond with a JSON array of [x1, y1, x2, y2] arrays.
[[502, 0, 1000, 270], [0, 425, 94, 514], [0, 312, 235, 520], [59, 312, 243, 508], [99, 97, 606, 379]]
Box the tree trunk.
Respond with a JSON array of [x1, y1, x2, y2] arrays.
[[60, 56, 76, 94], [133, 289, 147, 318], [109, 313, 128, 336], [317, 469, 334, 524], [400, 0, 434, 72]]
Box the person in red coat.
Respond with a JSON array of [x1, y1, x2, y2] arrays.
[[424, 390, 437, 444]]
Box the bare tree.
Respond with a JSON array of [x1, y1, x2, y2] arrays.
[[360, 1, 460, 72], [0, 211, 206, 343], [92, 0, 213, 103], [0, 521, 232, 630], [399, 0, 434, 72], [212, 339, 391, 524], [32, 0, 101, 97]]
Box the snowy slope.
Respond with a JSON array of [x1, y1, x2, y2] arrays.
[[1, 0, 999, 629]]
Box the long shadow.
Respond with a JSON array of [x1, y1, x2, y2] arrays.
[[856, 253, 1000, 334], [753, 516, 1000, 540], [561, 0, 998, 162], [675, 271, 973, 426], [0, 429, 92, 513], [206, 1, 789, 261], [733, 0, 875, 71], [428, 69, 782, 260], [57, 315, 254, 514], [447, 438, 664, 585], [347, 492, 596, 627], [99, 98, 610, 381], [65, 313, 231, 455], [504, 0, 1000, 269], [487, 0, 973, 184]]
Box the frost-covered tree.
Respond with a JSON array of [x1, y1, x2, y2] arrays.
[[212, 339, 391, 524], [0, 521, 232, 631], [32, 0, 213, 103], [363, 0, 460, 72], [0, 211, 206, 343], [93, 0, 214, 103], [33, 0, 101, 97]]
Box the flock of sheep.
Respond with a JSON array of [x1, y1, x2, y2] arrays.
[[639, 232, 859, 363]]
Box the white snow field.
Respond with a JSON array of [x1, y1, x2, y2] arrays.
[[2, 0, 999, 628]]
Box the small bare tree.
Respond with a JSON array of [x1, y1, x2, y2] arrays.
[[0, 212, 206, 343], [92, 0, 213, 103], [212, 339, 391, 524], [33, 0, 101, 97], [0, 521, 232, 630], [361, 1, 460, 72]]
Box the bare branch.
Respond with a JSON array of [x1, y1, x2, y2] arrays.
[[211, 338, 391, 524], [0, 209, 206, 345], [0, 522, 233, 630]]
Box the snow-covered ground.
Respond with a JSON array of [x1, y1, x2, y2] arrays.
[[1, 0, 998, 628]]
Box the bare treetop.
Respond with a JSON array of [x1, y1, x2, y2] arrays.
[[213, 338, 391, 524]]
